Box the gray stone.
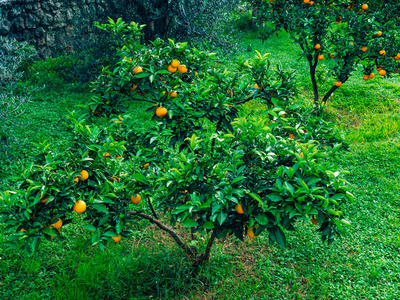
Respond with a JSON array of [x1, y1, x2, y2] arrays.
[[26, 13, 40, 29], [35, 26, 45, 37], [11, 17, 25, 32], [66, 8, 74, 21], [34, 8, 44, 20], [53, 12, 66, 24], [10, 6, 22, 18], [0, 20, 11, 35], [40, 13, 53, 26], [46, 31, 55, 46], [96, 5, 104, 16], [32, 3, 41, 10]]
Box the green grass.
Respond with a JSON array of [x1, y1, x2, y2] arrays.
[[1, 23, 400, 299]]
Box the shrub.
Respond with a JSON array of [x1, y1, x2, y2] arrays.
[[0, 37, 36, 160], [0, 20, 352, 266]]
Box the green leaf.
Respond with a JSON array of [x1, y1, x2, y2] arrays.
[[217, 211, 227, 225], [131, 174, 146, 182], [83, 224, 97, 231], [255, 214, 269, 225], [203, 221, 215, 229], [248, 192, 262, 203], [92, 204, 109, 213], [274, 227, 287, 248], [182, 219, 199, 228], [231, 176, 246, 185]]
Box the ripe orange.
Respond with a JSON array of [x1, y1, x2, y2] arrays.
[[73, 200, 87, 214], [169, 91, 177, 97], [20, 228, 26, 232], [379, 50, 386, 56], [51, 218, 62, 229], [130, 84, 137, 92], [374, 31, 382, 37], [130, 194, 141, 204], [112, 234, 121, 243], [195, 71, 198, 76], [309, 1, 314, 5], [363, 75, 369, 81], [379, 70, 386, 76], [79, 170, 89, 181], [144, 163, 150, 170], [103, 152, 111, 159], [156, 107, 168, 117], [304, 0, 310, 4], [300, 152, 304, 158], [40, 195, 48, 204], [361, 46, 367, 52], [235, 203, 244, 214], [73, 177, 79, 184], [170, 59, 180, 68], [330, 53, 336, 58], [335, 81, 342, 87], [116, 156, 123, 160], [362, 4, 368, 10], [318, 55, 324, 60], [178, 65, 188, 74], [133, 66, 143, 74], [314, 44, 321, 50], [110, 176, 120, 183], [247, 226, 258, 238], [167, 64, 177, 73], [369, 73, 375, 79], [289, 133, 295, 139]]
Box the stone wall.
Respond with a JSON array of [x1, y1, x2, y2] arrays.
[[0, 0, 139, 58]]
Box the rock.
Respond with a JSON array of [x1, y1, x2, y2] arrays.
[[0, 20, 11, 35], [26, 13, 40, 29], [40, 13, 53, 26], [11, 17, 25, 32], [35, 27, 45, 37], [10, 6, 23, 18]]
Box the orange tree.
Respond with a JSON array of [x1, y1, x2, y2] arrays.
[[0, 19, 352, 266], [253, 0, 400, 104]]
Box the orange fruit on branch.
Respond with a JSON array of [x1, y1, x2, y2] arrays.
[[369, 73, 375, 79], [133, 66, 143, 74], [335, 81, 342, 87], [235, 203, 244, 214], [318, 55, 324, 60], [362, 4, 368, 10], [73, 200, 86, 214], [178, 65, 188, 74], [247, 226, 258, 238], [131, 194, 141, 204], [363, 75, 369, 81], [314, 44, 321, 50], [79, 170, 89, 181], [40, 195, 48, 204], [170, 59, 180, 68], [379, 70, 386, 76], [361, 46, 367, 52], [156, 107, 168, 117], [167, 64, 177, 73], [51, 218, 62, 229]]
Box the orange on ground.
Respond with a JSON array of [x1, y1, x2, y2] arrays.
[[112, 234, 121, 242], [167, 64, 177, 73], [363, 75, 369, 81], [51, 218, 62, 229], [235, 203, 244, 214], [73, 200, 87, 214], [379, 70, 386, 76], [247, 226, 258, 238], [369, 73, 375, 79], [156, 107, 168, 117], [170, 59, 180, 68], [131, 194, 141, 204]]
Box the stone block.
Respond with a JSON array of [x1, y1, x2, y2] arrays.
[[0, 20, 11, 35]]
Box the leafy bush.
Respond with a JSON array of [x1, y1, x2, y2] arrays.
[[0, 37, 36, 160], [0, 20, 351, 266]]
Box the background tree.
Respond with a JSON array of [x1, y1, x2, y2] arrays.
[[254, 0, 400, 105]]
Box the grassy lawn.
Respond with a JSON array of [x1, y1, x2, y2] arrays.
[[1, 25, 400, 299]]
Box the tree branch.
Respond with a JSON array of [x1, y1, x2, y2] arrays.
[[147, 198, 159, 220], [127, 211, 195, 257]]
